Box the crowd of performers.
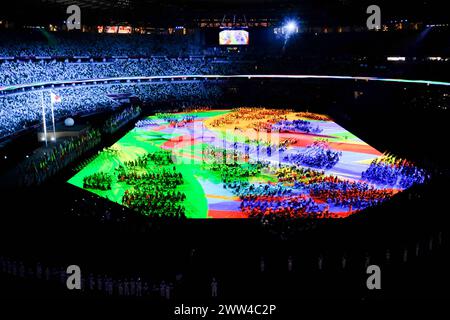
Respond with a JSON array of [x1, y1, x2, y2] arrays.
[[113, 158, 409, 219], [216, 163, 328, 218], [135, 119, 159, 128], [117, 151, 186, 218], [201, 138, 299, 165], [103, 105, 142, 134], [235, 167, 399, 218], [118, 167, 183, 189], [181, 106, 211, 113], [272, 119, 322, 134], [275, 166, 325, 183], [236, 141, 280, 158], [154, 113, 197, 128], [305, 179, 395, 210], [65, 108, 427, 220], [208, 109, 329, 137], [202, 151, 327, 218], [18, 129, 101, 186], [122, 181, 186, 219], [243, 138, 298, 156], [202, 145, 250, 164], [202, 146, 425, 218], [361, 154, 427, 188], [78, 149, 187, 218], [199, 138, 410, 218], [76, 151, 426, 220], [240, 194, 328, 219], [170, 109, 425, 219], [210, 163, 264, 181], [119, 150, 174, 168], [284, 140, 341, 170], [83, 172, 113, 191], [295, 112, 330, 121], [209, 108, 289, 129]]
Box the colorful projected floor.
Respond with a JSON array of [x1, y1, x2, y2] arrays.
[[68, 108, 425, 219]]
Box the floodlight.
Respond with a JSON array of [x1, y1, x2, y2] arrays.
[[285, 21, 298, 34]]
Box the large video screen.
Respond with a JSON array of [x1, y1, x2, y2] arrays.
[[219, 30, 249, 45]]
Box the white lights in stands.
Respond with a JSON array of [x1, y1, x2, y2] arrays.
[[387, 57, 406, 61]]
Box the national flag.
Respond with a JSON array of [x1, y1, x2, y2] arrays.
[[51, 92, 62, 104]]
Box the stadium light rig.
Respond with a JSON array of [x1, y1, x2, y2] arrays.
[[285, 21, 298, 34]]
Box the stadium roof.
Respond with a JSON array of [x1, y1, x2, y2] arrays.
[[1, 0, 447, 28]]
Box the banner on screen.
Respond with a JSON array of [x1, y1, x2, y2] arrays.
[[219, 30, 249, 45]]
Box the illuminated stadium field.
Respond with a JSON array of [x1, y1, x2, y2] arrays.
[[68, 108, 425, 219]]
